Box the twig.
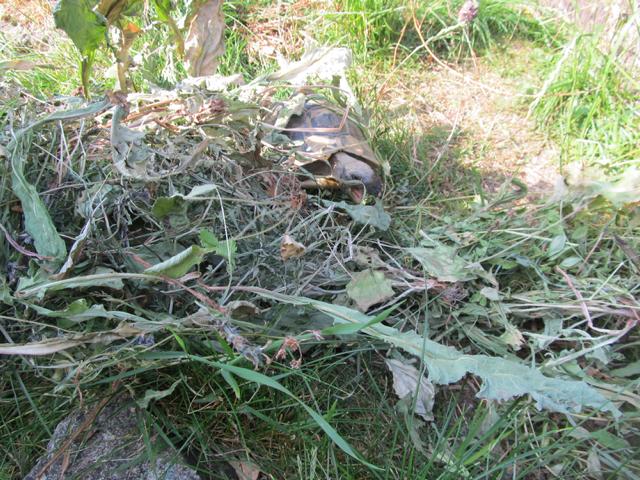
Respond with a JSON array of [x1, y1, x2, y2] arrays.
[[556, 266, 636, 335], [0, 222, 53, 260]]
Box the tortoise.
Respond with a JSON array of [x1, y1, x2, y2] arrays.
[[285, 101, 383, 203]]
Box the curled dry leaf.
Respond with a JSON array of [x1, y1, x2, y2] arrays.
[[280, 234, 306, 260], [385, 359, 435, 421], [184, 0, 225, 77], [229, 460, 261, 480]]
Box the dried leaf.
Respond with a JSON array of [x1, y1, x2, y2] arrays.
[[184, 0, 225, 77], [110, 105, 156, 180], [280, 235, 306, 260], [385, 359, 435, 421], [0, 323, 144, 356], [266, 46, 352, 87], [226, 301, 260, 320], [229, 460, 261, 480], [346, 270, 394, 311], [587, 447, 603, 480], [52, 219, 92, 279]]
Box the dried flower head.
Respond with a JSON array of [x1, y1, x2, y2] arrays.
[[458, 0, 479, 24]]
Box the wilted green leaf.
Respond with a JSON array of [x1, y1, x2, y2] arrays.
[[409, 245, 477, 282], [346, 270, 394, 311], [16, 268, 129, 300], [323, 200, 391, 231], [10, 141, 67, 265], [7, 99, 111, 266], [29, 299, 144, 324], [110, 106, 155, 180], [249, 290, 621, 417], [144, 245, 207, 278]]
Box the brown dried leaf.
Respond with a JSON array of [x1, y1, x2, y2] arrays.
[[184, 0, 225, 77], [280, 234, 306, 260], [229, 460, 261, 480]]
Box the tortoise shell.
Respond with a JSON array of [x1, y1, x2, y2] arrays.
[[285, 102, 383, 200]]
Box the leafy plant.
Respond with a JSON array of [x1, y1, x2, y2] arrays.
[[53, 0, 224, 96]]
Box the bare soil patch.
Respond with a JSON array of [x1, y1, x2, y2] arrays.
[[376, 52, 559, 198]]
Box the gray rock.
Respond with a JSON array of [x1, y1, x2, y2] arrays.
[[25, 395, 201, 480]]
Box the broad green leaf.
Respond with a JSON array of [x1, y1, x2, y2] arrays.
[[144, 245, 207, 278], [559, 256, 582, 269], [247, 289, 621, 417], [151, 0, 172, 21], [590, 429, 631, 450], [152, 185, 219, 219], [323, 200, 391, 231], [137, 379, 181, 409], [53, 0, 106, 55], [409, 245, 477, 282], [346, 270, 394, 311]]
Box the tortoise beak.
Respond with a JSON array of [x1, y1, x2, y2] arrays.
[[349, 185, 365, 203], [332, 153, 383, 203]]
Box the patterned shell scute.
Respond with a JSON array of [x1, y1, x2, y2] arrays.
[[286, 103, 379, 170]]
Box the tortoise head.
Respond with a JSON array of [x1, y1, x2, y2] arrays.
[[331, 152, 383, 203]]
